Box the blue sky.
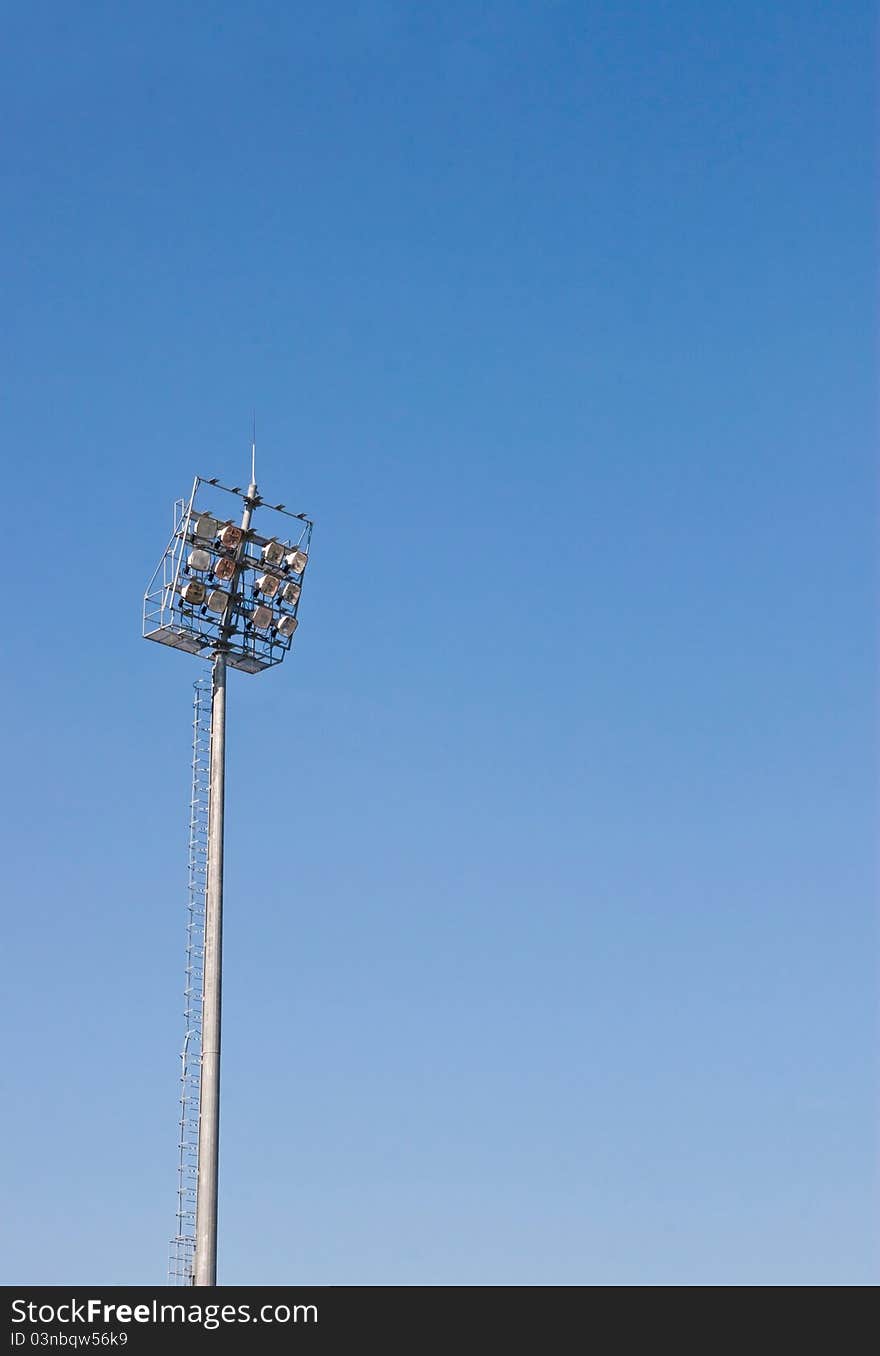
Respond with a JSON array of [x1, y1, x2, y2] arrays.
[[0, 1, 874, 1285]]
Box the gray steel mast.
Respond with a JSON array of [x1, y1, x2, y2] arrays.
[[194, 479, 256, 1286], [144, 447, 313, 1286]]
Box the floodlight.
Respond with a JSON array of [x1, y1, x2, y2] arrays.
[[261, 541, 284, 565], [219, 523, 243, 549], [206, 589, 228, 613], [276, 614, 298, 638], [194, 515, 216, 540], [281, 581, 301, 605], [182, 581, 206, 605], [214, 557, 236, 581], [256, 572, 280, 597], [251, 604, 273, 629], [285, 548, 308, 574], [188, 548, 212, 572]]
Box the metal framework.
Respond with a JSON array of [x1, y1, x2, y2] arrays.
[[144, 476, 312, 673], [144, 461, 312, 1287], [168, 675, 210, 1284]]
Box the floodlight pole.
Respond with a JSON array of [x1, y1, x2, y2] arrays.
[[193, 479, 257, 1287]]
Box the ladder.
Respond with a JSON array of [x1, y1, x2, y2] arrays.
[[168, 674, 211, 1283]]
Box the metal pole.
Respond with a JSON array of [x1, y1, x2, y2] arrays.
[[193, 652, 226, 1286], [193, 479, 257, 1287]]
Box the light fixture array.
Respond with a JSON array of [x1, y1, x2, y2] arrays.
[[143, 477, 313, 673]]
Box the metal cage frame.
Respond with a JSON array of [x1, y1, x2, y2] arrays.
[[144, 476, 313, 673]]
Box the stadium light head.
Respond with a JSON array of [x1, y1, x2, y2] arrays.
[[143, 474, 313, 673], [219, 523, 243, 550], [194, 515, 216, 540], [261, 541, 284, 566], [182, 580, 206, 606], [285, 548, 308, 574], [256, 572, 280, 598]]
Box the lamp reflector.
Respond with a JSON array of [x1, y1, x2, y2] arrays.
[[277, 614, 298, 638], [206, 589, 228, 613], [262, 540, 284, 565], [214, 556, 236, 580], [281, 581, 301, 605], [182, 581, 206, 605], [285, 548, 308, 574], [188, 548, 211, 571], [219, 523, 244, 549], [194, 515, 216, 540], [251, 604, 273, 629], [256, 572, 280, 597]]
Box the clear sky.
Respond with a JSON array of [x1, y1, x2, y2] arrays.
[[0, 2, 874, 1286]]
